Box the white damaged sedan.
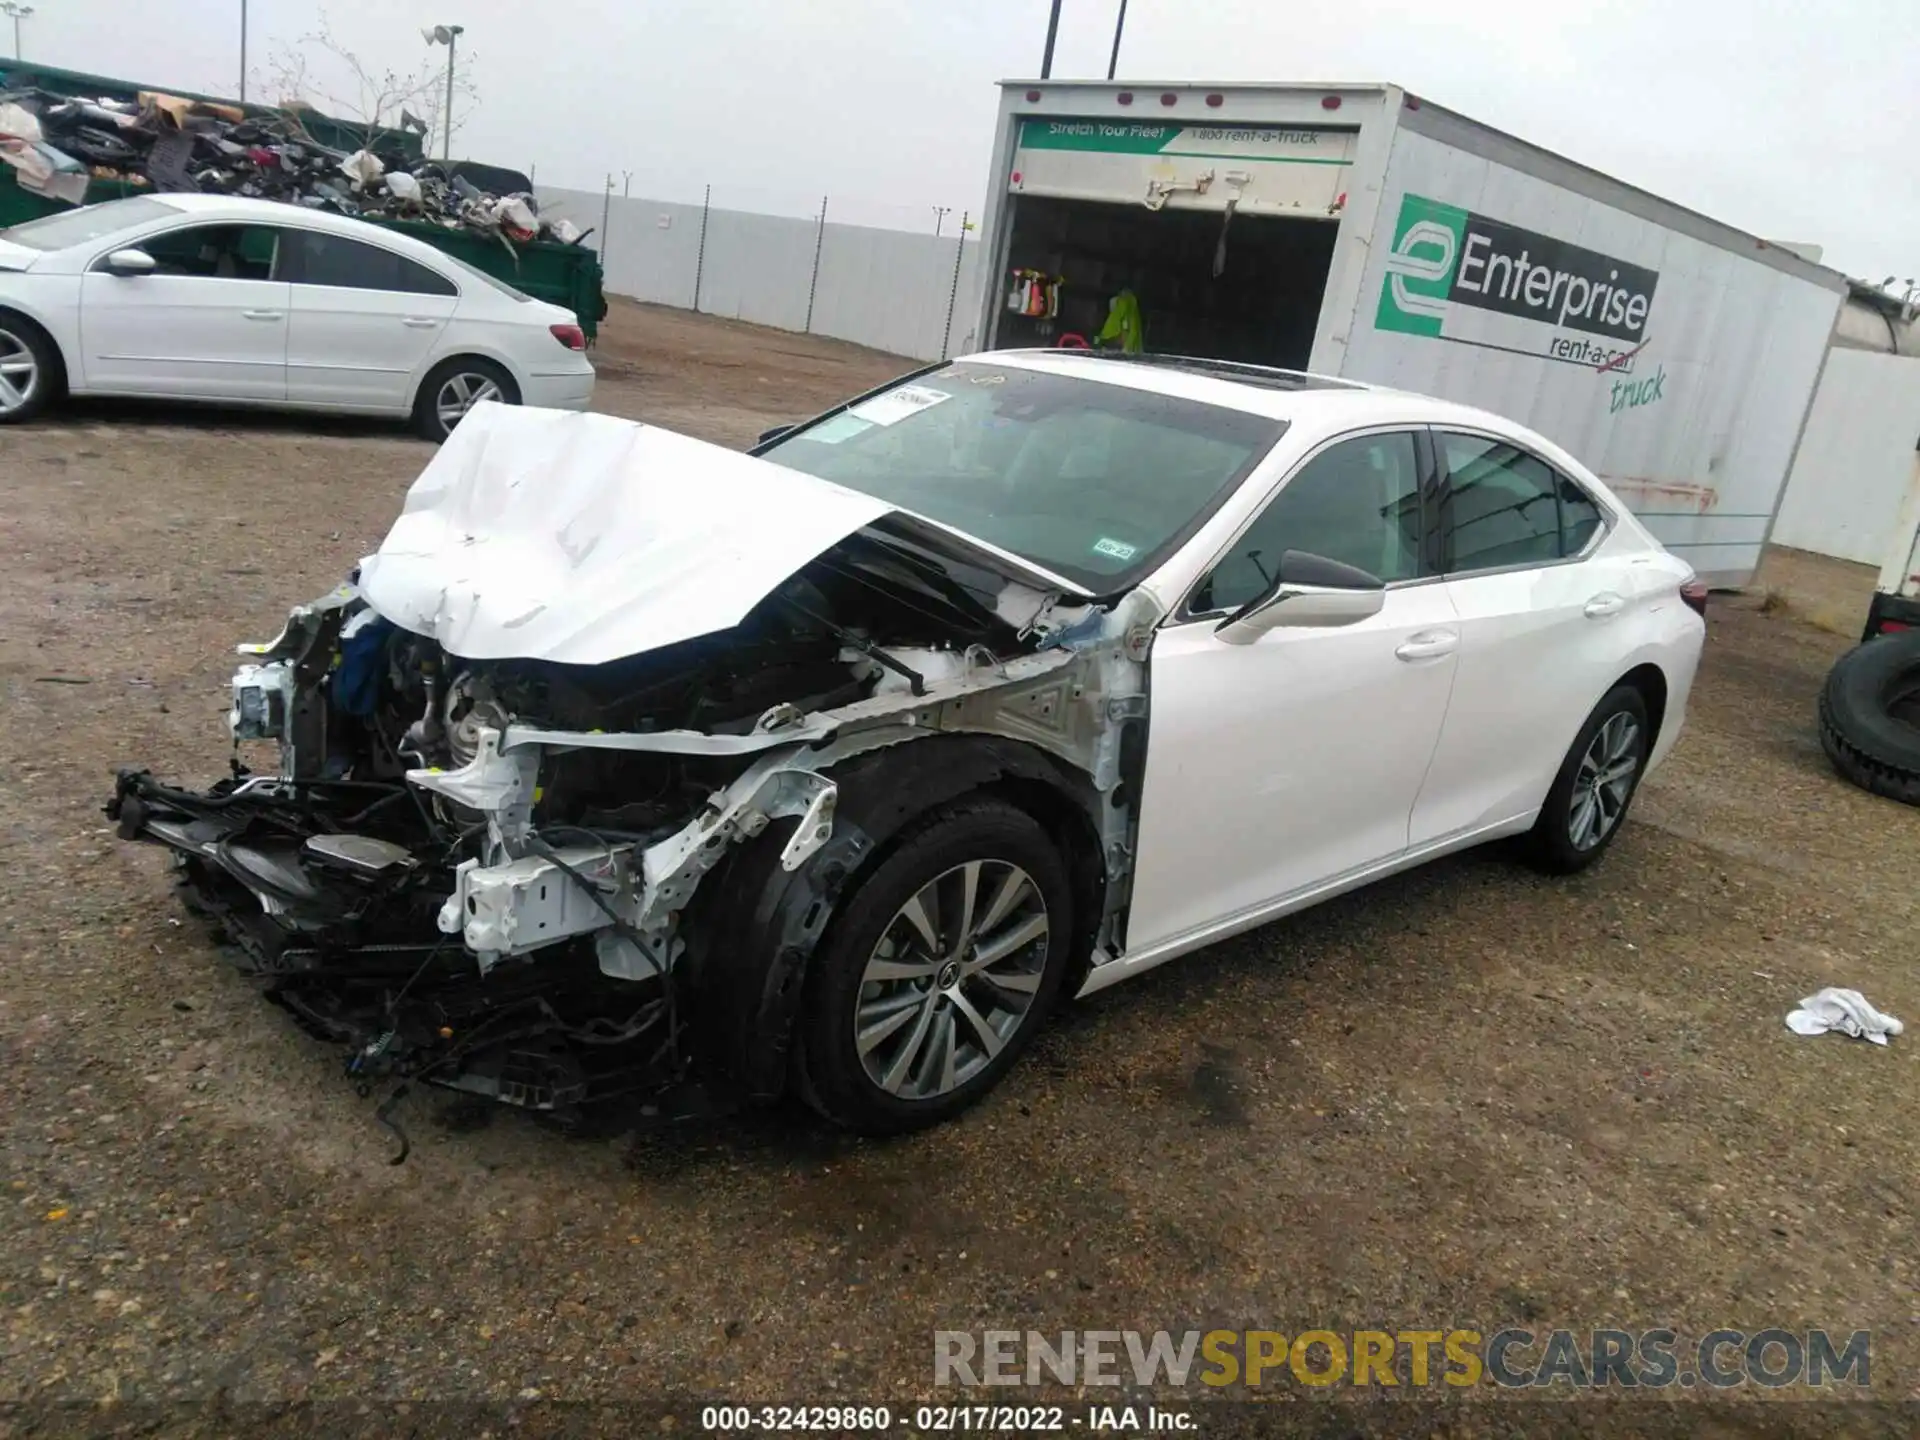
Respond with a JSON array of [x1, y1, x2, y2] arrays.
[[109, 354, 1705, 1135]]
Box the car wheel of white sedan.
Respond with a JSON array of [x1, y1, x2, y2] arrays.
[[414, 356, 519, 443], [1523, 684, 1651, 874], [0, 314, 57, 424], [796, 798, 1074, 1135]]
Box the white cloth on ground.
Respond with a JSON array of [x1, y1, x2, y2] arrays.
[[1784, 988, 1904, 1045]]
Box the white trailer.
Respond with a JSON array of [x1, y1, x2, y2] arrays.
[[972, 81, 1849, 586]]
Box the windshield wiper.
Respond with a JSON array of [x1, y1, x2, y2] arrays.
[[781, 595, 926, 697]]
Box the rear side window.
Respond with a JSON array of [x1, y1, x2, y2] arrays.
[[1440, 433, 1602, 573], [280, 231, 456, 296], [1558, 475, 1603, 554]]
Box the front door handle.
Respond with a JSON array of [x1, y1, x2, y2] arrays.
[[241, 309, 283, 321], [401, 317, 440, 329], [1395, 629, 1459, 662], [1584, 592, 1626, 619]]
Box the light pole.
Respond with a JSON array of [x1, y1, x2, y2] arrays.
[[1040, 0, 1061, 79], [2, 3, 35, 62], [932, 205, 951, 238], [423, 23, 465, 162], [1107, 0, 1129, 79], [239, 0, 247, 101]]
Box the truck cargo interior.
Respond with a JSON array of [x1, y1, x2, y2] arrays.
[[995, 194, 1338, 368]]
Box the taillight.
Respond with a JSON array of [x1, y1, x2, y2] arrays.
[[1882, 619, 1910, 633], [1680, 577, 1709, 617], [549, 323, 586, 351]]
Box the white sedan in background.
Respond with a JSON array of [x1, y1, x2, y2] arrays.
[[0, 193, 594, 439]]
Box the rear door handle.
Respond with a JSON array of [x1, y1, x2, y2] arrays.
[[1584, 592, 1626, 619], [241, 309, 283, 321], [1395, 629, 1459, 662], [401, 317, 440, 328]]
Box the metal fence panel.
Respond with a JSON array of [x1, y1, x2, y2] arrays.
[[541, 186, 987, 361]]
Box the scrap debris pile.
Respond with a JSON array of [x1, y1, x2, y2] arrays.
[[0, 84, 587, 246]]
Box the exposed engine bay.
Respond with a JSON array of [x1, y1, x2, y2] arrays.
[[107, 406, 1154, 1145]]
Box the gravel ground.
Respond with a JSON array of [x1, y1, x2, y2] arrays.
[[1, 300, 1916, 1433]]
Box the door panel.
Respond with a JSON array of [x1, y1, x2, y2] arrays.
[[78, 223, 288, 399], [280, 230, 459, 410], [1409, 558, 1643, 845], [1408, 430, 1646, 845], [1125, 428, 1455, 957], [1128, 587, 1462, 954]]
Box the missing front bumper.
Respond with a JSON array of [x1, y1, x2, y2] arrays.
[[107, 768, 688, 1121]]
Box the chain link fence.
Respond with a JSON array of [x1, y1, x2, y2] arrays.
[[538, 184, 989, 362]]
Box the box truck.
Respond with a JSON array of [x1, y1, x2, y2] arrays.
[[972, 81, 1848, 586]]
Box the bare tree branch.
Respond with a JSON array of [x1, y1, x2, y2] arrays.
[[250, 11, 480, 157]]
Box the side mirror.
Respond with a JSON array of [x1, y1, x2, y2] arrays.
[[756, 423, 796, 447], [103, 248, 157, 277], [1214, 550, 1385, 645]]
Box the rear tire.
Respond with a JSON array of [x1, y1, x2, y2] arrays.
[[1818, 631, 1920, 806], [0, 311, 61, 425], [794, 798, 1073, 1136], [412, 356, 518, 442], [1521, 684, 1651, 874]]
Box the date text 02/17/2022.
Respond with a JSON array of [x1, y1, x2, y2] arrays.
[[697, 1404, 1196, 1432]]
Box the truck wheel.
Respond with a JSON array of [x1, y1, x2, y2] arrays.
[[413, 357, 518, 442], [794, 798, 1073, 1136], [0, 312, 61, 425], [1521, 684, 1650, 874], [1818, 631, 1920, 806]]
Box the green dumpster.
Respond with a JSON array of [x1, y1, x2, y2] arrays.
[[0, 63, 606, 338]]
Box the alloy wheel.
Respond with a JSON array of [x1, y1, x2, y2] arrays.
[[854, 859, 1051, 1100], [435, 372, 503, 433], [1569, 712, 1641, 850], [0, 328, 39, 414]]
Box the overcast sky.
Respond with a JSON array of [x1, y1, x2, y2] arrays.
[[13, 0, 1913, 281]]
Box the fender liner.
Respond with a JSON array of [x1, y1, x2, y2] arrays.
[[679, 733, 1108, 1105]]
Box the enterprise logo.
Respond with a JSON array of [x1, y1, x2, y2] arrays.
[[1377, 192, 1660, 371]]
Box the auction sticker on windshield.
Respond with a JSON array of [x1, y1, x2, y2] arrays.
[[799, 412, 875, 445], [848, 384, 953, 427]]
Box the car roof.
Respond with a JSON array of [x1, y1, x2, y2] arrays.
[[967, 348, 1547, 443], [142, 193, 454, 269]]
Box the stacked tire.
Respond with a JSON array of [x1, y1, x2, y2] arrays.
[[1818, 630, 1920, 806]]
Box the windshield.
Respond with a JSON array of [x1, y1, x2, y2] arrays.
[[758, 362, 1286, 592], [0, 197, 176, 252]]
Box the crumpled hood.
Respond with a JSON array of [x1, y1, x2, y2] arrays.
[[356, 403, 896, 664]]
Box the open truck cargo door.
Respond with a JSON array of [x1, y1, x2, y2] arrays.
[[990, 113, 1354, 367]]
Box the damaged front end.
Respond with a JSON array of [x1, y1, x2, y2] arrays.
[[109, 490, 1154, 1133]]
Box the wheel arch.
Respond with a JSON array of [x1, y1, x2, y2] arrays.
[[1616, 661, 1669, 752], [406, 347, 526, 414], [677, 733, 1107, 1106], [0, 304, 70, 398]]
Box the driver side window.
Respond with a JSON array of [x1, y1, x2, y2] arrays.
[[125, 224, 281, 280], [1193, 431, 1424, 613]]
